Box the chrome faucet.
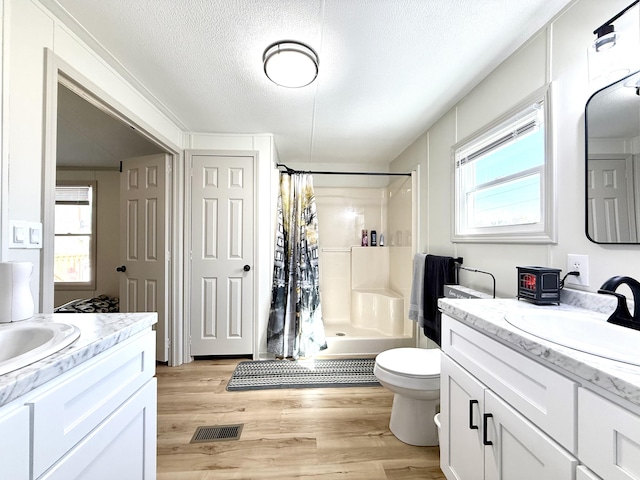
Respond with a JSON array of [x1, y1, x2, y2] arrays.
[[598, 276, 640, 331]]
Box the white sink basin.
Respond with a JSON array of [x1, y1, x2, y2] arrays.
[[0, 322, 80, 376], [505, 309, 640, 366]]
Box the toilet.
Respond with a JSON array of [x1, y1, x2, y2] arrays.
[[374, 347, 441, 446]]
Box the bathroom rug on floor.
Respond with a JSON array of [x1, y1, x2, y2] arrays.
[[226, 358, 380, 391]]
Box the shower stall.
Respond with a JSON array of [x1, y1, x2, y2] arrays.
[[313, 172, 416, 357]]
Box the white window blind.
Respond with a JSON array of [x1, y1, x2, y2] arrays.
[[55, 185, 92, 205], [456, 101, 542, 168]]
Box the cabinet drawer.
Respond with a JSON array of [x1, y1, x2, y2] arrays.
[[579, 387, 640, 480], [30, 330, 155, 479], [441, 315, 577, 453]]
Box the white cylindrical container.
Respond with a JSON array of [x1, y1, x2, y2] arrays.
[[0, 262, 34, 323]]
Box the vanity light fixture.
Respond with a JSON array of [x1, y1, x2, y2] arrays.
[[588, 0, 640, 83], [591, 1, 638, 52], [593, 24, 617, 52], [263, 40, 319, 88]]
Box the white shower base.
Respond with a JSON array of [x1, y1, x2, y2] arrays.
[[320, 322, 414, 358]]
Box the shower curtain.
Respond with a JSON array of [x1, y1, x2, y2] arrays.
[[267, 172, 327, 359]]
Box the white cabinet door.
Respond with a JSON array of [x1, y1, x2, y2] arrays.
[[441, 353, 485, 480], [40, 378, 157, 480], [579, 387, 640, 480], [30, 331, 156, 478], [0, 404, 29, 480], [484, 390, 577, 480]]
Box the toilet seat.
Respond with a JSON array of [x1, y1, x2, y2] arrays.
[[375, 347, 440, 379]]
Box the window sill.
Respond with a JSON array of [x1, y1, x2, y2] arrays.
[[452, 231, 556, 244]]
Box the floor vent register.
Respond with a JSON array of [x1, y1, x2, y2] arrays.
[[190, 424, 244, 443]]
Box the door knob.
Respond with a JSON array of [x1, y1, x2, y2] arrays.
[[116, 265, 127, 272], [243, 265, 251, 272]]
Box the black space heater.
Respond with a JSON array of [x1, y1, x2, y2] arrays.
[[517, 266, 561, 305]]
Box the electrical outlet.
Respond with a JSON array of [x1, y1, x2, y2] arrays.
[[566, 254, 589, 287]]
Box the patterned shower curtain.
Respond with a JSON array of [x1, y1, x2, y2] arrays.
[[267, 172, 327, 359]]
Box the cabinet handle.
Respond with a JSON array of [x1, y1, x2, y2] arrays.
[[469, 399, 479, 429], [483, 413, 493, 446]]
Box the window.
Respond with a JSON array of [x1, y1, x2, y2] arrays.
[[54, 182, 96, 289], [453, 86, 555, 243]]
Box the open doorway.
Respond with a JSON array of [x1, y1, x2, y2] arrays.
[[42, 53, 181, 364], [55, 84, 165, 303]]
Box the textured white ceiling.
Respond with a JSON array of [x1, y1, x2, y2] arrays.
[[50, 0, 575, 166], [57, 84, 164, 167]]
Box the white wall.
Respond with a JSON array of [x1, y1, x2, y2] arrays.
[[54, 169, 120, 307], [2, 0, 184, 305], [391, 0, 640, 299]]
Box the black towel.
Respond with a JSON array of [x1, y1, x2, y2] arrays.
[[422, 255, 456, 345]]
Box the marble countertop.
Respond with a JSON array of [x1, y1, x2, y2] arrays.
[[438, 297, 640, 409], [0, 312, 157, 408]]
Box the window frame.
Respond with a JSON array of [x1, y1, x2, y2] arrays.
[[54, 180, 97, 290], [451, 84, 556, 244]]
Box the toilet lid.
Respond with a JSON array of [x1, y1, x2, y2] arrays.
[[375, 348, 440, 378]]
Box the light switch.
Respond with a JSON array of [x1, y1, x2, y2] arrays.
[[29, 226, 41, 245], [10, 220, 43, 249], [13, 226, 25, 244]]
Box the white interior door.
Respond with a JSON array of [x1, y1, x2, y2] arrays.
[[189, 154, 254, 356], [587, 157, 636, 242], [119, 154, 170, 362]]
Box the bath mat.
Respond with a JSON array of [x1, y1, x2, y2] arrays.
[[226, 358, 380, 391]]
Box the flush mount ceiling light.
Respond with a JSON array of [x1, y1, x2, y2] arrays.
[[263, 41, 319, 88]]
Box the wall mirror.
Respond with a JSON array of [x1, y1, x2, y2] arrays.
[[585, 70, 640, 244]]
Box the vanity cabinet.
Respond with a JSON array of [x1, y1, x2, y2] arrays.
[[0, 324, 156, 480], [29, 329, 156, 479], [441, 354, 577, 480], [440, 314, 579, 480], [441, 309, 640, 480]]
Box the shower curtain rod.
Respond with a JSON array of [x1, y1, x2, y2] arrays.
[[277, 163, 411, 177]]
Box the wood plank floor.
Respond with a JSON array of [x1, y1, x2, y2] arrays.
[[156, 358, 445, 480]]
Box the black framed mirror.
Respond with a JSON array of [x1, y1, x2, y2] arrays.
[[585, 70, 640, 244]]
